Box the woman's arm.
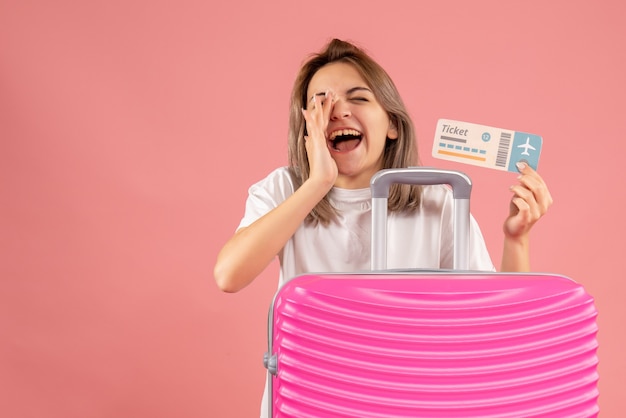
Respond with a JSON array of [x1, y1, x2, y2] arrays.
[[213, 177, 332, 293], [214, 94, 337, 292], [500, 162, 553, 272]]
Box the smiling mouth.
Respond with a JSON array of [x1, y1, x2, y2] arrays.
[[329, 129, 362, 152]]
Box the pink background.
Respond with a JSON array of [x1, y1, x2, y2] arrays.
[[1, 0, 624, 416]]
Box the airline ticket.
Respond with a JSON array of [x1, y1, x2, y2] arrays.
[[432, 119, 542, 172]]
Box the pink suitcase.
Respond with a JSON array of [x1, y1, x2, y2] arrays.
[[264, 168, 599, 417]]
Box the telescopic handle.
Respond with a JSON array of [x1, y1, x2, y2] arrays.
[[370, 167, 472, 271]]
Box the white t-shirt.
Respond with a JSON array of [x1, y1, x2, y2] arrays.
[[238, 167, 496, 418], [238, 167, 494, 285]]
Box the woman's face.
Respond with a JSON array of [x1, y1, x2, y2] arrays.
[[306, 62, 397, 189]]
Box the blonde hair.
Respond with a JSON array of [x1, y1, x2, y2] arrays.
[[288, 39, 421, 225]]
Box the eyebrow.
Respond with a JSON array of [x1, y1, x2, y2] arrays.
[[346, 86, 373, 95]]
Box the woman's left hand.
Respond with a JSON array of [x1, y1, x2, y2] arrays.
[[503, 162, 553, 240]]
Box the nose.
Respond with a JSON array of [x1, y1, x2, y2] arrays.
[[330, 97, 351, 120]]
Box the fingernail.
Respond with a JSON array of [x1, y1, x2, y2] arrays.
[[516, 161, 527, 172]]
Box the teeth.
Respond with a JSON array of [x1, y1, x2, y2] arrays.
[[329, 129, 362, 140]]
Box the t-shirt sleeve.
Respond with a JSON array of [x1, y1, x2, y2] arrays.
[[237, 168, 294, 231]]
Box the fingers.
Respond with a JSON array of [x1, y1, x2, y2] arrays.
[[512, 162, 553, 216], [302, 91, 339, 185], [509, 186, 541, 224], [505, 162, 553, 240], [307, 89, 337, 111], [302, 90, 336, 137], [504, 162, 554, 241]]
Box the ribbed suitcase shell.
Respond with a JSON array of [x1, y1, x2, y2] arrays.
[[267, 273, 598, 417]]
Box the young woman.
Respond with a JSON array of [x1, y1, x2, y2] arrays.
[[213, 38, 552, 416]]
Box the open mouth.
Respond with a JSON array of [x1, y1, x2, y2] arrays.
[[328, 129, 362, 152]]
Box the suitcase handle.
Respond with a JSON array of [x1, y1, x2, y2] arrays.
[[370, 167, 472, 271]]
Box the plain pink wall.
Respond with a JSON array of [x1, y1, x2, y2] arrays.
[[1, 0, 624, 416]]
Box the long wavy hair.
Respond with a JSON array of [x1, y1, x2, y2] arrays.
[[288, 38, 421, 225]]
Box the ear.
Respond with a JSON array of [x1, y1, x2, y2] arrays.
[[387, 120, 398, 140]]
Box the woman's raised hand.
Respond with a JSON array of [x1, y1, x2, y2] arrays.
[[301, 90, 338, 188], [503, 162, 553, 240]]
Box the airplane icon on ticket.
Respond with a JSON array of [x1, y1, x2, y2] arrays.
[[517, 137, 536, 156]]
